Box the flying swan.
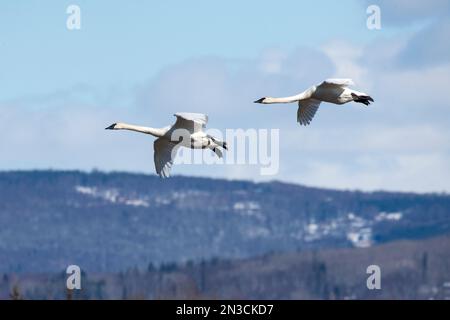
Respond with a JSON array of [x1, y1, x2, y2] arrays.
[[106, 113, 227, 178], [254, 78, 374, 125]]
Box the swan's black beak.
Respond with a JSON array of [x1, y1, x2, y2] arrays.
[[254, 98, 265, 103], [105, 124, 116, 130]]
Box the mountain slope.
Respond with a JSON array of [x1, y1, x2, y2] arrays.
[[0, 170, 449, 273]]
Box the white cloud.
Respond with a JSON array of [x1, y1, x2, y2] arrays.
[[322, 41, 367, 86], [1, 29, 450, 192], [293, 152, 450, 193]]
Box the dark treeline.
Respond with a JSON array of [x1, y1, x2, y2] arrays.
[[1, 236, 450, 300]]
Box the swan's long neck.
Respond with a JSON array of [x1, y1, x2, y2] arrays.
[[265, 89, 312, 104], [114, 123, 168, 137]]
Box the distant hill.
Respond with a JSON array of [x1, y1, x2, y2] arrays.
[[2, 236, 450, 299], [0, 170, 449, 273]]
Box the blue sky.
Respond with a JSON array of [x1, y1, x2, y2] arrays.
[[1, 0, 450, 192], [0, 0, 378, 99]]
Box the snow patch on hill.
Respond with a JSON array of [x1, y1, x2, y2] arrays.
[[75, 185, 150, 207]]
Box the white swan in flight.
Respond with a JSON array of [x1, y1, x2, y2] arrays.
[[254, 78, 374, 126], [106, 113, 227, 178]]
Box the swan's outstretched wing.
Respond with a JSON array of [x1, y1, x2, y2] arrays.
[[153, 138, 179, 178], [297, 98, 321, 126], [173, 113, 208, 133], [319, 78, 354, 88]]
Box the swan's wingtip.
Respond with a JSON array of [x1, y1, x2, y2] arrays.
[[254, 97, 265, 103]]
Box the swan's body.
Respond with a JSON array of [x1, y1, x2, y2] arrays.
[[254, 79, 374, 125], [106, 113, 227, 178]]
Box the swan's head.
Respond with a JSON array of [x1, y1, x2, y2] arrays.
[[105, 123, 124, 130], [254, 97, 272, 104]]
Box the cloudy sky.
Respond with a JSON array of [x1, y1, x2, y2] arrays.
[[1, 0, 449, 192]]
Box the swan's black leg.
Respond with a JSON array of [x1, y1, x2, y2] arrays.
[[207, 134, 228, 150], [212, 147, 223, 158], [351, 93, 374, 106]]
